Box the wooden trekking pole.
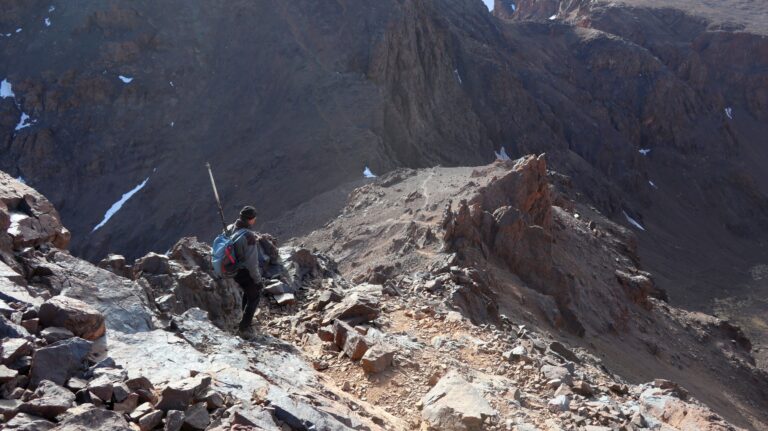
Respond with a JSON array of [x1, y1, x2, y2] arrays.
[[206, 162, 228, 233]]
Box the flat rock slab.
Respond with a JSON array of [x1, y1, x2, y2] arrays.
[[18, 380, 76, 420], [421, 370, 498, 431], [322, 293, 380, 326], [54, 404, 133, 430], [29, 337, 92, 387], [38, 296, 106, 341], [4, 412, 55, 430]]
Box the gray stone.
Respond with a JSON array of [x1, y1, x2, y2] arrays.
[[540, 365, 572, 386], [18, 380, 75, 420], [129, 402, 155, 421], [114, 392, 139, 413], [29, 337, 92, 388], [86, 375, 114, 402], [421, 370, 498, 430], [197, 388, 225, 409], [156, 374, 211, 412], [547, 395, 571, 413], [548, 341, 580, 363], [183, 402, 210, 430], [112, 382, 131, 402], [139, 409, 163, 431], [0, 314, 30, 339], [0, 363, 19, 382], [322, 292, 380, 325], [54, 405, 133, 430], [40, 326, 75, 344], [38, 296, 106, 341], [4, 412, 55, 430], [164, 410, 185, 431], [1, 338, 32, 365], [0, 398, 22, 420], [343, 331, 371, 360], [361, 344, 396, 373]]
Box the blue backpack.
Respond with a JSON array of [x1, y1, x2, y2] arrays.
[[211, 229, 248, 278]]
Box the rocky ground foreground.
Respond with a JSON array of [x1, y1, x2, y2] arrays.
[[1, 161, 767, 430]]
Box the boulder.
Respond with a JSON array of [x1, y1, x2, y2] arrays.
[[18, 380, 75, 420], [165, 409, 185, 431], [421, 370, 498, 430], [547, 341, 580, 363], [0, 398, 22, 420], [0, 363, 19, 382], [547, 395, 570, 413], [361, 344, 396, 373], [38, 296, 106, 340], [343, 332, 371, 360], [86, 375, 114, 402], [1, 338, 33, 365], [322, 293, 380, 326], [53, 404, 133, 430], [184, 402, 210, 430], [0, 314, 30, 338], [138, 409, 163, 431], [155, 374, 212, 412], [540, 365, 573, 386], [3, 412, 55, 430], [29, 337, 92, 387], [133, 253, 171, 275]]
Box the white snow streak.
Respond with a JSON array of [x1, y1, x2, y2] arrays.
[[725, 107, 733, 120], [118, 75, 134, 84], [453, 69, 463, 85], [639, 148, 651, 156], [649, 180, 657, 189], [49, 6, 56, 12], [44, 18, 51, 27], [92, 177, 150, 232], [363, 166, 377, 178], [15, 113, 33, 131], [549, 14, 557, 20], [15, 28, 22, 33], [495, 146, 511, 161], [1, 79, 15, 98], [622, 210, 646, 231]]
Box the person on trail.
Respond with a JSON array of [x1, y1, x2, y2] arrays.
[[227, 205, 264, 339]]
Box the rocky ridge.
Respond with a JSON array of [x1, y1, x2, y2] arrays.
[[2, 162, 765, 430]]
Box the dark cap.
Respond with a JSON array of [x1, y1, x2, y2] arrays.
[[239, 206, 258, 220]]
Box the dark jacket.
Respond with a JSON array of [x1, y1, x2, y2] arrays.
[[226, 220, 262, 283]]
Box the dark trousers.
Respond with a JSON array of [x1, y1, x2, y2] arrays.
[[234, 269, 262, 331]]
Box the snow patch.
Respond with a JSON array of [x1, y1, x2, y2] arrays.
[[49, 6, 56, 12], [639, 148, 651, 156], [44, 18, 51, 27], [15, 28, 22, 33], [495, 146, 511, 161], [549, 14, 557, 20], [15, 113, 34, 131], [92, 176, 151, 232], [510, 3, 516, 11], [725, 107, 733, 120], [622, 210, 646, 231], [169, 81, 174, 87], [16, 176, 26, 184], [649, 180, 657, 189], [118, 75, 134, 84], [363, 166, 376, 179], [170, 121, 175, 127], [1, 79, 15, 99], [453, 69, 463, 85]]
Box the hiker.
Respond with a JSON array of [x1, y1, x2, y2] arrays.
[[227, 205, 264, 338]]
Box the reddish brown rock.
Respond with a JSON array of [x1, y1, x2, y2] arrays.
[[38, 296, 106, 340]]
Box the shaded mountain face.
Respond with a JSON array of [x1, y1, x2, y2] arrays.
[[1, 0, 767, 362]]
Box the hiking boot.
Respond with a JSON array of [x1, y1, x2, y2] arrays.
[[238, 326, 257, 340]]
